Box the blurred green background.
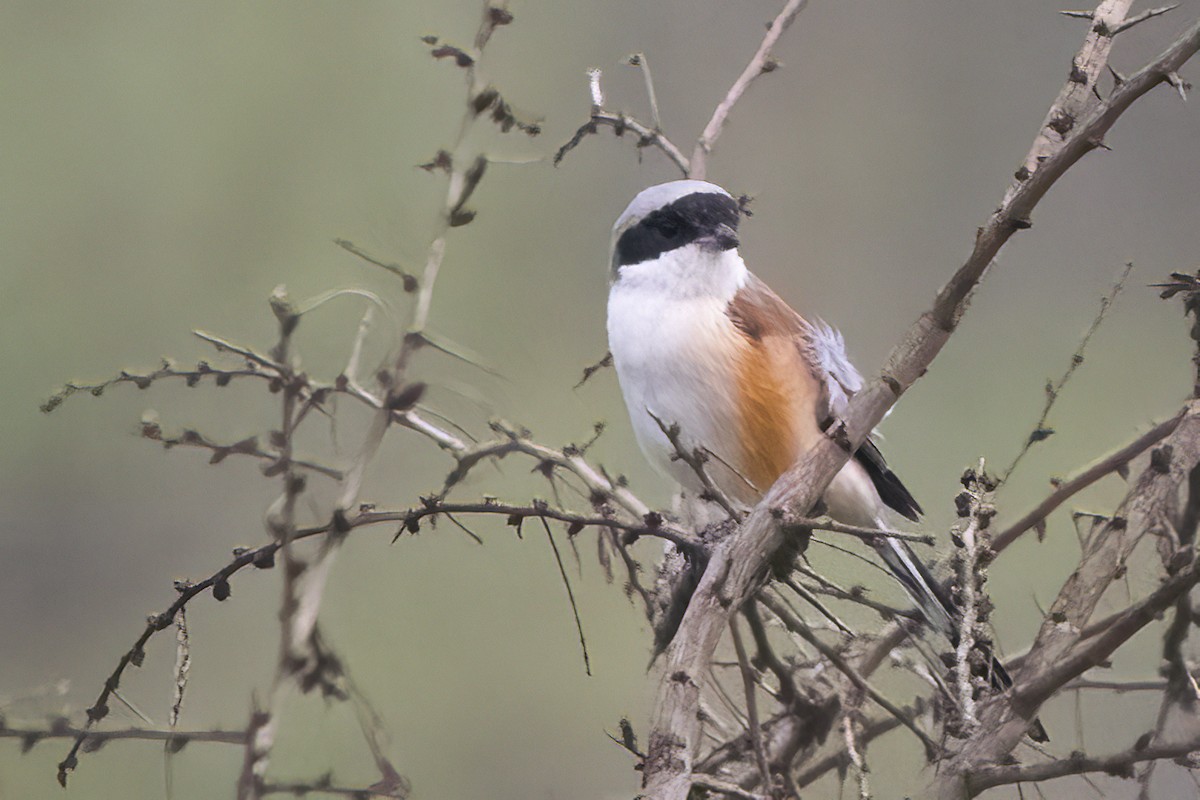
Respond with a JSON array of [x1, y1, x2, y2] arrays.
[[2, 1, 1199, 798]]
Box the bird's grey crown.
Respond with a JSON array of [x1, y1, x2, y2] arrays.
[[612, 180, 731, 233], [610, 180, 740, 274]]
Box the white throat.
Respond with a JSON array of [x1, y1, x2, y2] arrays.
[[612, 245, 748, 302]]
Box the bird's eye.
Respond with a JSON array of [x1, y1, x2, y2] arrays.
[[656, 220, 680, 238]]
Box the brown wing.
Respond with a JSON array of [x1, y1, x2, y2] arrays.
[[726, 274, 922, 519], [725, 276, 825, 494]]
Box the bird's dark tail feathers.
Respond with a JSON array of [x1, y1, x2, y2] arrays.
[[874, 535, 1049, 743]]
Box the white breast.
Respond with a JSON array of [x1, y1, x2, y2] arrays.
[[606, 249, 748, 499]]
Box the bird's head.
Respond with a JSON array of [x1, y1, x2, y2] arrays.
[[609, 181, 743, 290]]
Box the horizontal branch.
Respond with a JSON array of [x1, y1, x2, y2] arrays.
[[689, 774, 769, 800], [2, 723, 246, 748], [442, 419, 659, 525], [40, 357, 277, 415], [1064, 679, 1168, 692], [968, 731, 1200, 793], [787, 515, 935, 546], [382, 497, 697, 551], [139, 417, 343, 480], [555, 110, 690, 176]]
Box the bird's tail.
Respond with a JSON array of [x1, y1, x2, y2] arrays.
[[873, 534, 1049, 743]]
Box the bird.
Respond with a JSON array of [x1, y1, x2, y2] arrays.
[[605, 179, 1047, 742]]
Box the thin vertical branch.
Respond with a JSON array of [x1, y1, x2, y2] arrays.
[[728, 617, 771, 790], [691, 0, 810, 179], [540, 518, 592, 676]]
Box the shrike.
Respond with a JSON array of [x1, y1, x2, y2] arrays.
[[606, 180, 1045, 740]]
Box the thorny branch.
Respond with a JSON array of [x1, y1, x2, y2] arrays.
[[234, 5, 541, 793], [39, 3, 629, 796], [992, 412, 1183, 554], [934, 402, 1200, 798], [951, 462, 991, 736], [24, 2, 1200, 799], [556, 0, 809, 179], [642, 4, 1200, 798], [1, 723, 246, 749]]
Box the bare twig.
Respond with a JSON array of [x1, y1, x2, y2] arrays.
[[1004, 0, 1136, 208], [786, 515, 935, 546], [1000, 263, 1131, 482], [539, 517, 592, 676], [649, 411, 743, 521], [574, 351, 613, 389], [840, 701, 870, 800], [625, 53, 663, 131], [193, 330, 287, 372], [1063, 679, 1168, 692], [40, 356, 277, 414], [334, 238, 418, 292], [261, 777, 408, 798], [169, 606, 190, 729], [931, 402, 1200, 798], [691, 0, 810, 179], [728, 617, 771, 790], [789, 569, 919, 622], [792, 715, 905, 788], [445, 419, 665, 532], [1112, 4, 1180, 35], [1017, 559, 1200, 709], [2, 723, 246, 748], [555, 108, 691, 175], [742, 602, 801, 704], [390, 496, 686, 545], [992, 413, 1183, 554], [138, 416, 344, 480], [778, 577, 854, 634]]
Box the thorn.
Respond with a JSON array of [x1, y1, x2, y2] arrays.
[[1166, 71, 1190, 102], [1111, 4, 1179, 36], [1107, 65, 1127, 86], [1059, 10, 1093, 20]]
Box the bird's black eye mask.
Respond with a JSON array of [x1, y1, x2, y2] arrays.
[[613, 192, 741, 271]]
